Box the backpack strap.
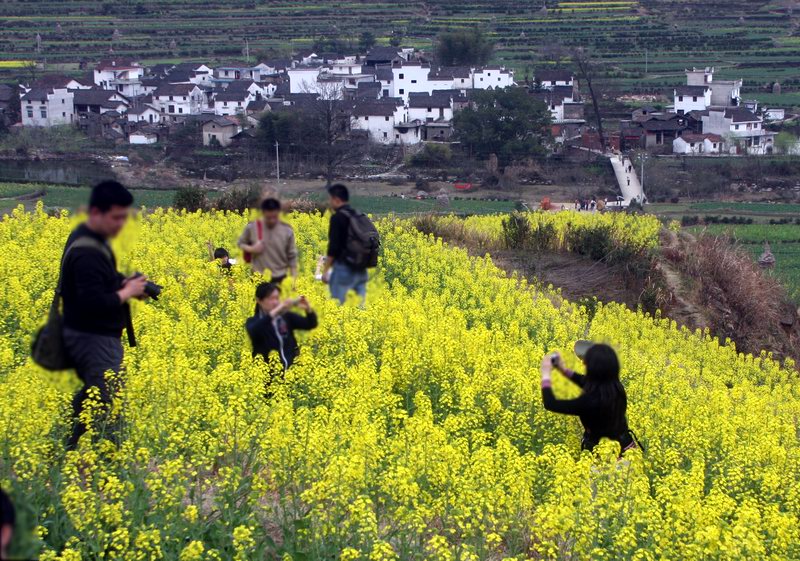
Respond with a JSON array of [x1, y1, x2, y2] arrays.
[[256, 219, 263, 241]]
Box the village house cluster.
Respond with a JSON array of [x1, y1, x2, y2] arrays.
[[12, 49, 786, 160], [618, 67, 781, 156], [15, 46, 519, 147]]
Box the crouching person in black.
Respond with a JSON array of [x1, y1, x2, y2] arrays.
[[540, 342, 639, 455], [246, 282, 318, 370], [62, 181, 151, 449]]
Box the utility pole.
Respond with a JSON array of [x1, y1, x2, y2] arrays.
[[640, 154, 645, 200], [645, 49, 648, 74], [275, 140, 280, 181], [245, 38, 250, 63]]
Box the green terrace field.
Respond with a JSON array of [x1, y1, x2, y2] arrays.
[[1, 0, 799, 105]]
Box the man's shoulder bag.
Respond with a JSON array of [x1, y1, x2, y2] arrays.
[[31, 236, 114, 371], [242, 220, 263, 264]]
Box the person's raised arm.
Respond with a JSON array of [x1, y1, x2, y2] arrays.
[[552, 352, 586, 387], [287, 296, 318, 330], [540, 354, 591, 416]]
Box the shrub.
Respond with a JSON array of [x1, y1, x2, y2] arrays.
[[566, 224, 614, 261], [501, 212, 532, 249], [408, 144, 452, 167], [173, 187, 208, 212], [214, 184, 262, 212]]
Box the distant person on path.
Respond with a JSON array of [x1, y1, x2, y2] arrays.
[[322, 184, 380, 305], [246, 282, 317, 370], [0, 487, 14, 561], [540, 342, 639, 454], [238, 198, 298, 284], [61, 181, 150, 449]]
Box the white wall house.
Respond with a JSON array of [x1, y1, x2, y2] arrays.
[[391, 62, 430, 103], [126, 105, 162, 124], [213, 91, 253, 116], [351, 99, 405, 144], [674, 85, 711, 114], [202, 117, 241, 147], [407, 92, 454, 123], [21, 87, 75, 127], [471, 67, 514, 89], [536, 70, 574, 90], [19, 76, 90, 127], [94, 60, 145, 97], [673, 133, 722, 155], [152, 83, 206, 122], [288, 66, 323, 94], [701, 107, 775, 155], [764, 108, 785, 121], [130, 131, 158, 145], [393, 120, 422, 144], [684, 67, 741, 108]]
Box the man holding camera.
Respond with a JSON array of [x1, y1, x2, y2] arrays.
[[62, 181, 150, 449]]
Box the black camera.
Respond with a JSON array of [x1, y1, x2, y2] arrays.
[[550, 354, 559, 366], [132, 272, 163, 300]]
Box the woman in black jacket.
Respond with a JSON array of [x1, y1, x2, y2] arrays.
[[246, 282, 318, 370], [540, 343, 638, 454]]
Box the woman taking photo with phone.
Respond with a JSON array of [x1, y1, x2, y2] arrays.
[[540, 342, 640, 454], [246, 282, 318, 370]]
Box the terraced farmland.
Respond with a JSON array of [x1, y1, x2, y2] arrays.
[[1, 1, 799, 104]]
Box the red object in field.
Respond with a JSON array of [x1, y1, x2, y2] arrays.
[[540, 197, 552, 211], [454, 182, 472, 191]]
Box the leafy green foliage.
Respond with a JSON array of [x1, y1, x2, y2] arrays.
[[435, 28, 493, 67], [453, 88, 551, 165]]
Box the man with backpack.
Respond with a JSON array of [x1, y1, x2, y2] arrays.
[[60, 181, 149, 448], [238, 198, 298, 284], [322, 184, 380, 304]]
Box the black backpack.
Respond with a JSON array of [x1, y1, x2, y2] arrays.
[[339, 207, 380, 269]]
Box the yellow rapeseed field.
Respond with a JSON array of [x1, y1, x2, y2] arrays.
[[0, 205, 798, 560]]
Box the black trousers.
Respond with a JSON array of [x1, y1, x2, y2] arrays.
[[63, 328, 124, 448]]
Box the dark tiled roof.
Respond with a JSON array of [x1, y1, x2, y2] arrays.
[[0, 84, 13, 102], [439, 66, 472, 79], [21, 87, 49, 102], [214, 91, 249, 102], [353, 99, 401, 117], [408, 92, 451, 108], [247, 99, 268, 112], [724, 107, 760, 122], [225, 80, 258, 92], [203, 116, 240, 128], [73, 88, 128, 106], [154, 83, 199, 96], [375, 65, 393, 81], [164, 70, 194, 83], [536, 69, 573, 83], [675, 85, 709, 96], [679, 133, 722, 143], [126, 104, 159, 115], [366, 46, 401, 62], [641, 117, 688, 132], [33, 74, 86, 89]]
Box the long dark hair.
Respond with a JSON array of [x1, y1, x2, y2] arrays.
[[581, 344, 627, 421]]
